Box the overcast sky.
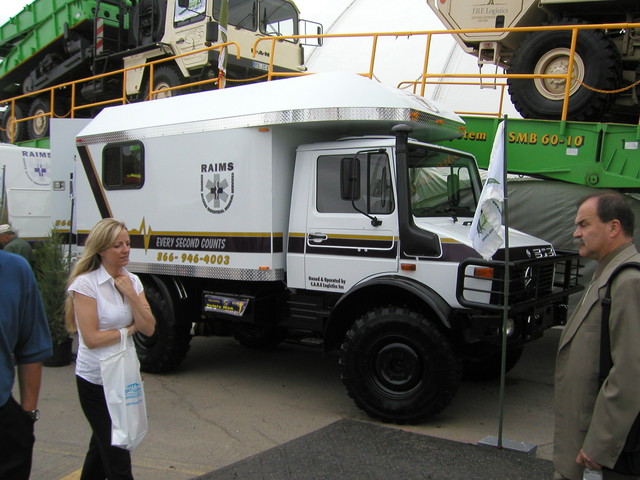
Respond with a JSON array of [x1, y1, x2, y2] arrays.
[[1, 0, 28, 26]]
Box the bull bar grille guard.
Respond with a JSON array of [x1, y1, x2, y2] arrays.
[[455, 250, 584, 313]]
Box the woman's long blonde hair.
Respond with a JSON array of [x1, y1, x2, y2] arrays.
[[64, 218, 128, 332]]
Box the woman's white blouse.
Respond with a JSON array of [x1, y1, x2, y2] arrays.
[[68, 264, 144, 384]]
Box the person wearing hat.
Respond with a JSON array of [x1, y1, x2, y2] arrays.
[[0, 224, 33, 266]]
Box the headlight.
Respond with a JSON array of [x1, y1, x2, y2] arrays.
[[505, 318, 515, 336]]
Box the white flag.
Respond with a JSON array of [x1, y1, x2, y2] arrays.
[[469, 120, 505, 260]]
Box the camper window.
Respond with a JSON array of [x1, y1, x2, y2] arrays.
[[103, 141, 145, 190]]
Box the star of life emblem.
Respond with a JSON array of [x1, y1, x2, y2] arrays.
[[23, 155, 51, 187], [201, 171, 234, 214]]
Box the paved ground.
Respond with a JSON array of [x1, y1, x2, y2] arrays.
[[24, 327, 562, 479], [193, 418, 554, 480]]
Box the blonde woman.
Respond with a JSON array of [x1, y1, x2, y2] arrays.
[[66, 218, 155, 479]]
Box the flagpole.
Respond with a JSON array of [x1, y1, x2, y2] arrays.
[[218, 0, 228, 89], [497, 115, 509, 448], [474, 117, 535, 455]]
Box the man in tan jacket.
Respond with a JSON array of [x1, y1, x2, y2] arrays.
[[554, 192, 640, 479]]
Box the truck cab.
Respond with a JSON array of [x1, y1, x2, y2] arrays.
[[125, 0, 322, 96]]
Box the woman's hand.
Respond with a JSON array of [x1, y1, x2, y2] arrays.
[[114, 272, 155, 337], [114, 271, 137, 300]]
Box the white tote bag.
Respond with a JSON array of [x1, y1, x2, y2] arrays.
[[100, 328, 148, 451]]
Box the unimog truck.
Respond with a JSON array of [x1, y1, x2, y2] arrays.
[[53, 72, 582, 423]]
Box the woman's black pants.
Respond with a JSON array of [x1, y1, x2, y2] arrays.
[[76, 375, 133, 480]]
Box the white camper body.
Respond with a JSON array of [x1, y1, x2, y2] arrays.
[[0, 143, 51, 240], [64, 72, 581, 424]]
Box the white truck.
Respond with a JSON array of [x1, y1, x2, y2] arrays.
[[427, 0, 640, 123], [55, 72, 581, 423], [0, 143, 51, 240]]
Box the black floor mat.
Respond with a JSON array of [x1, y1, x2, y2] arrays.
[[192, 418, 554, 480]]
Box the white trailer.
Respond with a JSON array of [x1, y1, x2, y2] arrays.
[[62, 72, 581, 423], [0, 143, 51, 240]]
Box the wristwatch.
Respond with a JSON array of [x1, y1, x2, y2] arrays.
[[26, 409, 40, 422]]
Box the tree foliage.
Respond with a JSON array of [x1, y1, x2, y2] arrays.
[[34, 231, 70, 345]]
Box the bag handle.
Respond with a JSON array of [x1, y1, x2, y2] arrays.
[[117, 327, 128, 352]]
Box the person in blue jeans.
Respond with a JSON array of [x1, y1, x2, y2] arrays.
[[0, 250, 52, 480]]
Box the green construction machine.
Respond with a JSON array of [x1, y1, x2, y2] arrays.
[[0, 0, 322, 143], [440, 116, 640, 191]]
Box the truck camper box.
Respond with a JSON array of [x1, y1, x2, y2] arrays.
[[74, 72, 465, 278], [0, 143, 51, 240]]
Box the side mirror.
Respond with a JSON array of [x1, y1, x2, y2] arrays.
[[298, 20, 323, 47], [340, 157, 360, 200], [206, 21, 219, 43]]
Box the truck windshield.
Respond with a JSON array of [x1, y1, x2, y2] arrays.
[[259, 0, 298, 39], [175, 0, 206, 27], [408, 147, 481, 218], [214, 0, 299, 40]]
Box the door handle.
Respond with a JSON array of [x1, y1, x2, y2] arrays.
[[308, 233, 328, 242]]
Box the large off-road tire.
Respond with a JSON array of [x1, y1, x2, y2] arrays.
[[27, 96, 67, 140], [340, 307, 461, 424], [1, 102, 27, 143], [27, 97, 51, 140], [150, 65, 184, 99], [233, 323, 287, 349], [463, 344, 524, 382], [135, 280, 192, 372], [507, 19, 621, 121]]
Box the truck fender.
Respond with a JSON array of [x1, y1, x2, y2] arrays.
[[324, 275, 453, 352]]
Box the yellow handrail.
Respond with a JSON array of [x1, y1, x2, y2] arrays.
[[3, 21, 640, 144], [0, 41, 241, 143], [252, 22, 640, 122]]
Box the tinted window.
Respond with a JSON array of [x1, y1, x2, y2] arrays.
[[103, 142, 144, 190], [317, 152, 394, 214], [215, 0, 257, 31]]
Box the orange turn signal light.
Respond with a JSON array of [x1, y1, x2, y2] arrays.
[[400, 263, 416, 271], [474, 267, 494, 279]]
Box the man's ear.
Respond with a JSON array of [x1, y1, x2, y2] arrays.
[[610, 219, 622, 236]]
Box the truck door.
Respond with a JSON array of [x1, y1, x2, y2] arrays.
[[304, 149, 398, 291], [171, 0, 209, 70]]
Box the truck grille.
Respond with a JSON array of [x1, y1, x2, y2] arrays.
[[456, 250, 583, 313], [493, 261, 555, 306]]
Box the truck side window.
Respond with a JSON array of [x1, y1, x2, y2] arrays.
[[103, 141, 145, 190], [259, 0, 297, 42], [214, 0, 257, 31], [317, 153, 394, 214], [174, 0, 206, 27]]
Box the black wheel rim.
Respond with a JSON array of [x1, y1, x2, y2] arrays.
[[367, 337, 424, 399]]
